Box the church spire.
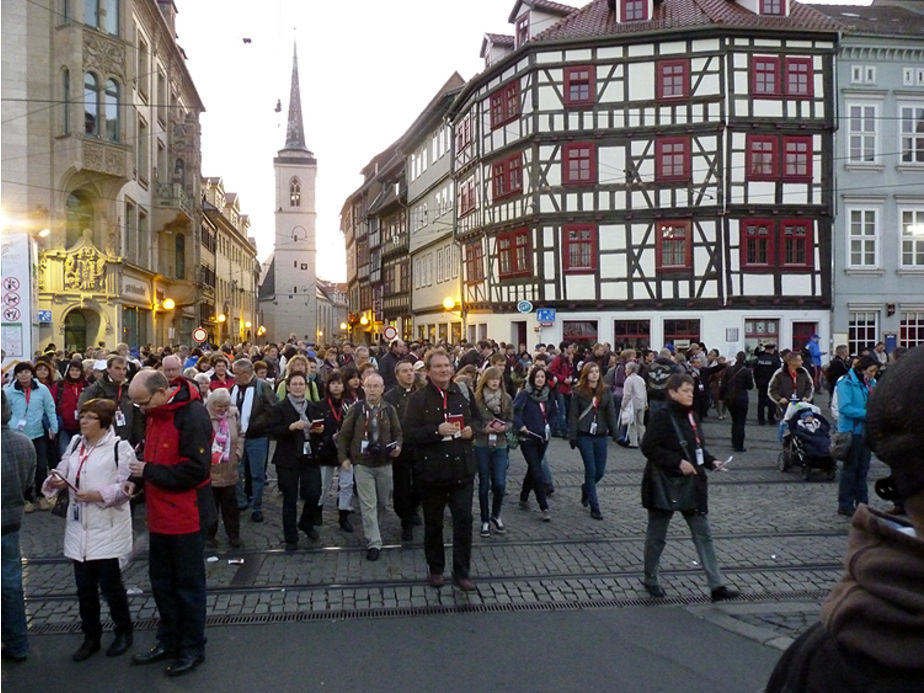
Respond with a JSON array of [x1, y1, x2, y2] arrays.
[[284, 42, 308, 152]]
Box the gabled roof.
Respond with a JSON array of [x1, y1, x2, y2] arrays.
[[508, 0, 578, 23], [807, 2, 924, 37], [534, 0, 840, 43], [481, 32, 516, 58]]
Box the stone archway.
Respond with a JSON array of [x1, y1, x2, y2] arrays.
[[62, 308, 101, 353]]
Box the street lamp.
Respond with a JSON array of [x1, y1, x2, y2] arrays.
[[217, 314, 227, 323], [339, 321, 348, 331], [442, 296, 456, 311], [162, 298, 176, 311], [360, 315, 369, 326]]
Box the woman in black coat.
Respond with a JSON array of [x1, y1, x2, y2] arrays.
[[269, 373, 322, 551], [721, 351, 754, 452], [640, 373, 738, 602]]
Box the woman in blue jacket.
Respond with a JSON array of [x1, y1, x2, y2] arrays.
[[513, 366, 557, 521], [4, 361, 58, 511], [834, 354, 878, 517]]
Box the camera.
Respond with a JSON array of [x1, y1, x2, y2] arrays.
[[365, 442, 383, 457]]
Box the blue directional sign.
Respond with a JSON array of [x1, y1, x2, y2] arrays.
[[536, 308, 556, 322], [37, 310, 52, 323]]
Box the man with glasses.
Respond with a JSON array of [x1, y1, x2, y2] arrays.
[[127, 369, 211, 677]]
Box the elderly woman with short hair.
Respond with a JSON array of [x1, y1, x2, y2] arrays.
[[205, 389, 243, 548], [620, 361, 648, 448]]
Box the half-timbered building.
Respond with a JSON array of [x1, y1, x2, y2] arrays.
[[449, 0, 840, 353]]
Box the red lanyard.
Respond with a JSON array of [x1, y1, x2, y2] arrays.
[[75, 441, 96, 489], [687, 412, 702, 447], [327, 397, 342, 423], [790, 370, 798, 390], [539, 402, 546, 419], [435, 385, 449, 417], [591, 396, 598, 409], [24, 387, 31, 407]]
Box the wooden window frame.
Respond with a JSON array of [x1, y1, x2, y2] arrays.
[[656, 59, 689, 100], [562, 142, 596, 186], [656, 221, 692, 272], [563, 66, 595, 107], [759, 0, 784, 16], [746, 135, 779, 181], [491, 151, 523, 201], [621, 0, 649, 21], [740, 219, 775, 271], [489, 80, 520, 131], [515, 14, 529, 48], [751, 56, 781, 98], [781, 219, 813, 269], [655, 136, 691, 183], [464, 242, 485, 283], [497, 228, 532, 279], [784, 57, 813, 98], [459, 177, 476, 217], [782, 136, 812, 182], [455, 113, 472, 152], [562, 223, 598, 274]]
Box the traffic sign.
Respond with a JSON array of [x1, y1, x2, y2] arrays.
[[516, 300, 534, 314], [192, 327, 208, 343], [383, 325, 398, 341], [536, 308, 556, 323], [37, 310, 52, 323]]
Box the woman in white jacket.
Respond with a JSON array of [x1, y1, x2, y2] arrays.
[[620, 362, 648, 447], [44, 398, 135, 662]]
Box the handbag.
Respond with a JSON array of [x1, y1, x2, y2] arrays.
[[648, 464, 698, 512], [830, 431, 853, 461], [505, 429, 520, 450], [50, 491, 70, 518], [620, 401, 635, 426]]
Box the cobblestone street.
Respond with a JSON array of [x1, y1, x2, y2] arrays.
[[17, 403, 881, 654]]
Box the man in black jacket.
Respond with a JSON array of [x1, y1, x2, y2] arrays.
[[825, 345, 850, 404], [753, 343, 782, 425], [402, 350, 477, 591], [378, 339, 407, 391], [78, 355, 145, 446], [384, 360, 421, 542]]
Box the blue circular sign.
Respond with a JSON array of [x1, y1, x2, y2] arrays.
[[516, 300, 533, 314]]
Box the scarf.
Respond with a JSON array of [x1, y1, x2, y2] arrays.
[[287, 393, 310, 432], [482, 387, 503, 415], [526, 383, 549, 403], [213, 413, 231, 462]]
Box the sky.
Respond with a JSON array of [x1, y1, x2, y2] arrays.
[[174, 0, 871, 284]]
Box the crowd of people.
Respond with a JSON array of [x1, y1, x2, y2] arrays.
[[1, 333, 917, 679]]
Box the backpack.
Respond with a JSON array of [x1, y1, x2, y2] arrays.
[[646, 361, 673, 393]]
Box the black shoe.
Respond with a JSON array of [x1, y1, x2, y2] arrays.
[[453, 577, 476, 592], [643, 583, 666, 598], [366, 547, 380, 561], [837, 507, 854, 517], [338, 510, 353, 533], [733, 447, 747, 452], [165, 654, 205, 677], [284, 542, 298, 552], [545, 485, 555, 497], [106, 632, 132, 657], [251, 510, 263, 522], [401, 525, 413, 542], [132, 643, 176, 665], [72, 637, 100, 662], [204, 536, 218, 549], [298, 518, 319, 541], [757, 420, 765, 426], [1, 647, 27, 663], [228, 537, 243, 548], [711, 586, 740, 603], [312, 506, 324, 526], [590, 509, 603, 520], [580, 484, 588, 507], [409, 512, 422, 526]]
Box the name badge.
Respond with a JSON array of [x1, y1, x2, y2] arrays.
[[115, 410, 126, 427], [303, 440, 312, 456], [544, 424, 551, 441], [360, 440, 369, 454], [71, 502, 80, 522], [16, 418, 26, 431], [695, 447, 705, 466], [589, 421, 597, 435], [74, 410, 79, 421], [488, 433, 497, 447]]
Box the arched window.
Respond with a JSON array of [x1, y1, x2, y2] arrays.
[[61, 68, 70, 134], [289, 178, 301, 207], [65, 190, 94, 248], [84, 72, 98, 136], [104, 79, 119, 141], [175, 234, 186, 279]]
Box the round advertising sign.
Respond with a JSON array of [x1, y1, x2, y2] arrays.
[[516, 300, 534, 314]]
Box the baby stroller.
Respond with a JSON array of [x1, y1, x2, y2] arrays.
[[777, 402, 837, 481]]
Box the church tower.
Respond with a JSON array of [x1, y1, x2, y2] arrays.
[[259, 42, 318, 342]]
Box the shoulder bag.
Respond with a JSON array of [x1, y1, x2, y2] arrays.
[[830, 431, 853, 461], [648, 415, 698, 512]]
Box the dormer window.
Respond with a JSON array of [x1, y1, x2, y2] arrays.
[[515, 15, 529, 48], [759, 0, 785, 15], [621, 0, 649, 21]]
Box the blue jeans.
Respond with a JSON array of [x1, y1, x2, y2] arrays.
[[838, 433, 871, 512], [57, 430, 78, 458], [237, 437, 269, 512], [2, 530, 29, 657], [474, 445, 509, 523], [576, 434, 608, 512], [553, 392, 568, 436]]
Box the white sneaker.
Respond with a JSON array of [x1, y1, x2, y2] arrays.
[[541, 510, 551, 522], [480, 522, 490, 537], [490, 517, 506, 534], [23, 501, 35, 514]]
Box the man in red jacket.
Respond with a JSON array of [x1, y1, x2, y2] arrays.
[[126, 369, 211, 677]]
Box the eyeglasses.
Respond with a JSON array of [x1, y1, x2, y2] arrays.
[[79, 413, 100, 421]]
